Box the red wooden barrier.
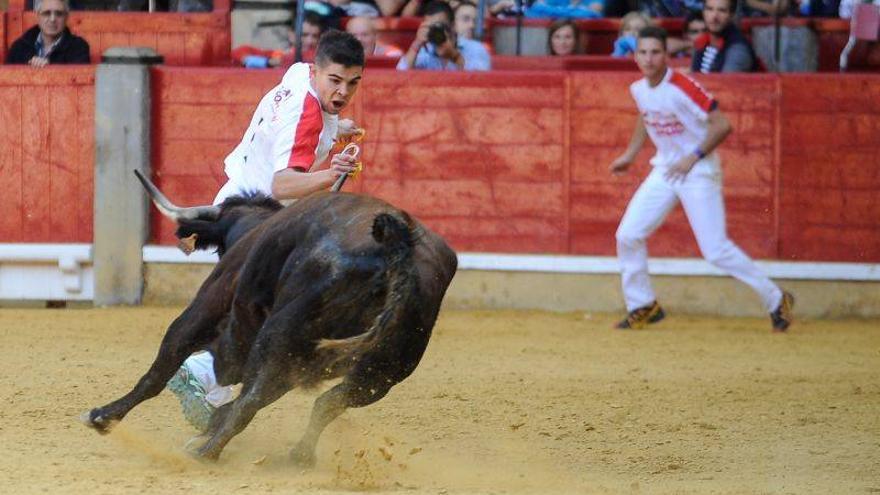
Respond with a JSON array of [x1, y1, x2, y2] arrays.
[[0, 14, 6, 65], [0, 67, 95, 243], [1, 66, 877, 262], [3, 12, 231, 66], [148, 68, 880, 262]]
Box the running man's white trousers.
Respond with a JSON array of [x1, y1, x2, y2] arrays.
[[615, 167, 782, 313]]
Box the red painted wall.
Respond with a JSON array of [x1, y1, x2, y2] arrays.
[[0, 67, 95, 243], [148, 68, 880, 263], [1, 67, 877, 262]]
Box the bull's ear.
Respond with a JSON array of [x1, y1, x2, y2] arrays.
[[134, 170, 221, 222]]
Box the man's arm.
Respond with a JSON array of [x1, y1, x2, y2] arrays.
[[720, 43, 755, 73], [609, 115, 648, 175], [664, 108, 732, 182], [398, 22, 430, 70], [68, 37, 91, 64], [271, 153, 358, 200], [698, 108, 732, 156]]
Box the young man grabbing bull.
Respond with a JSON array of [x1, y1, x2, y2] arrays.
[[167, 30, 367, 431]]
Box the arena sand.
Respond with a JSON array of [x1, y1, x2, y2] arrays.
[[0, 307, 877, 494]]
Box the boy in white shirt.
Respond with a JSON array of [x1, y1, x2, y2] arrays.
[[168, 30, 367, 432], [609, 26, 794, 331]]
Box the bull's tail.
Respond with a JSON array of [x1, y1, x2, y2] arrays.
[[315, 213, 417, 365]]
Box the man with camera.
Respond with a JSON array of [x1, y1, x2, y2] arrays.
[[397, 1, 491, 71]]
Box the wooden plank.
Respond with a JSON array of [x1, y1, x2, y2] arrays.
[[0, 86, 24, 241]]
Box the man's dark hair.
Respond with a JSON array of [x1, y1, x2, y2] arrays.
[[315, 29, 365, 67], [421, 0, 454, 23], [685, 9, 704, 24], [637, 26, 668, 49], [299, 11, 326, 31], [705, 0, 737, 12]]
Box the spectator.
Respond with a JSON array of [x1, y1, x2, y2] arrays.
[[323, 0, 382, 16], [740, 0, 789, 16], [232, 12, 326, 68], [119, 0, 211, 12], [548, 18, 580, 56], [640, 0, 703, 16], [611, 11, 650, 57], [838, 0, 871, 17], [346, 16, 403, 57], [487, 0, 521, 17], [684, 9, 707, 44], [527, 0, 605, 19], [6, 0, 90, 67], [372, 0, 423, 16], [692, 0, 758, 72], [454, 1, 479, 39], [397, 0, 491, 71]]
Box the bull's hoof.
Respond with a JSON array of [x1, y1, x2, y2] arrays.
[[79, 409, 117, 434], [183, 436, 220, 462], [289, 445, 316, 469], [184, 434, 210, 455]]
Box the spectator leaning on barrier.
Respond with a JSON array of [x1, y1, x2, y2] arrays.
[[548, 18, 581, 55], [346, 16, 403, 56], [6, 0, 89, 67], [692, 0, 758, 72], [397, 0, 491, 71]]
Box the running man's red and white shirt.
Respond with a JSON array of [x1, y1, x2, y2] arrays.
[[630, 68, 720, 172], [222, 63, 338, 197]]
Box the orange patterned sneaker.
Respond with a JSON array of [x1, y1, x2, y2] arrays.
[[770, 291, 795, 332], [615, 301, 666, 329]]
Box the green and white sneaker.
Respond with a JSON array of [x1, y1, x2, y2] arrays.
[[166, 364, 215, 433]]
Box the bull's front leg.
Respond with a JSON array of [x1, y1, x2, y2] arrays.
[[80, 302, 226, 433]]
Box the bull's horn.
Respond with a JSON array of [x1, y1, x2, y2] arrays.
[[133, 170, 220, 222]]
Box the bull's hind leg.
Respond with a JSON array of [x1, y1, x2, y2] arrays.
[[82, 299, 228, 433], [289, 370, 397, 468]]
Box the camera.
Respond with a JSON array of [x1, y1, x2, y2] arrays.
[[427, 22, 451, 46]]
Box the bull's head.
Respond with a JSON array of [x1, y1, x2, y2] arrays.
[[134, 170, 282, 257]]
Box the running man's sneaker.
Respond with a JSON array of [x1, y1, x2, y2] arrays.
[[166, 364, 215, 433], [615, 301, 666, 329], [770, 290, 795, 332]]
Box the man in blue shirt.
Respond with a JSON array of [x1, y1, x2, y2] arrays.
[[397, 1, 491, 71]]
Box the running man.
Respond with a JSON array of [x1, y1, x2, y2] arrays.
[[609, 26, 794, 331]]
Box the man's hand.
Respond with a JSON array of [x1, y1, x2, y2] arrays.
[[664, 154, 698, 183], [329, 151, 359, 178], [28, 56, 49, 68], [412, 21, 432, 51], [609, 155, 635, 176], [435, 38, 463, 66], [336, 119, 364, 144]]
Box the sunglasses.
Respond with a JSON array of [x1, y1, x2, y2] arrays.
[[687, 27, 707, 35], [39, 9, 68, 18]]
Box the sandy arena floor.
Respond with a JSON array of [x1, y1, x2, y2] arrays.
[[0, 307, 877, 494]]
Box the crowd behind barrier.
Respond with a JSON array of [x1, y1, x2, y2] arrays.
[[0, 0, 876, 71], [2, 66, 878, 264]]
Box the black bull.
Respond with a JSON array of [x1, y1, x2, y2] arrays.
[[81, 172, 457, 465]]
